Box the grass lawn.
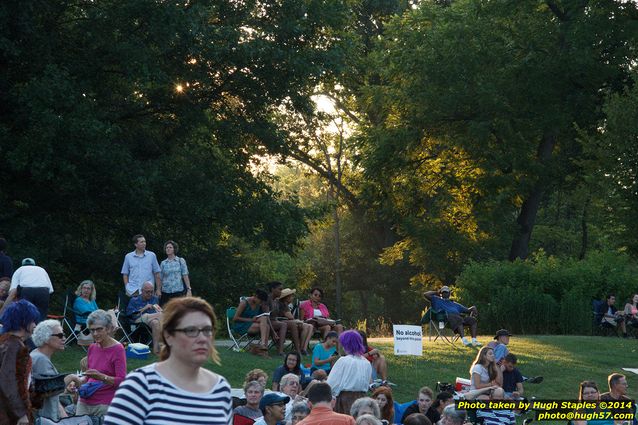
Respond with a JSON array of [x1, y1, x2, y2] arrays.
[[53, 334, 638, 404]]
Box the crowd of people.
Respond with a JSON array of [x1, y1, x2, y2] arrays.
[[0, 236, 636, 425]]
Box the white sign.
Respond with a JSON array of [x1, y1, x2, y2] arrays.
[[393, 324, 423, 356]]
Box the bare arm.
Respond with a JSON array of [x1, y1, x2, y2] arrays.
[[183, 274, 191, 294], [0, 288, 17, 317], [154, 273, 161, 296], [232, 300, 252, 323]]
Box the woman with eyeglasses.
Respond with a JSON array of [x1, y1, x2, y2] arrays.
[[104, 297, 232, 424], [31, 319, 68, 421], [299, 287, 345, 339], [572, 381, 614, 425], [0, 299, 40, 425], [76, 309, 126, 417]]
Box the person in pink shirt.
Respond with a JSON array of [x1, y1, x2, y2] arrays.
[[76, 309, 126, 417], [299, 287, 344, 339]]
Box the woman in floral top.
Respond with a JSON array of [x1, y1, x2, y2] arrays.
[[158, 240, 191, 306]]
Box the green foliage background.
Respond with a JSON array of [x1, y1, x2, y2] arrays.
[[2, 0, 638, 333]]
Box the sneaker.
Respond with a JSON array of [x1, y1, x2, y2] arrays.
[[472, 339, 482, 347], [462, 338, 472, 346], [526, 376, 543, 384]]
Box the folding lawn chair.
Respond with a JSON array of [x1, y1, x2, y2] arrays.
[[421, 299, 476, 347], [226, 306, 261, 352], [592, 299, 618, 336], [114, 290, 153, 346], [420, 302, 460, 346], [47, 289, 91, 350]]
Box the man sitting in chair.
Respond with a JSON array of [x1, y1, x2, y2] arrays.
[[126, 281, 163, 354], [597, 293, 628, 338], [424, 285, 481, 347]]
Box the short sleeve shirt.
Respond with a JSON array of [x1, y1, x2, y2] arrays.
[[121, 250, 160, 295], [160, 257, 188, 294], [267, 295, 290, 318], [502, 368, 523, 393], [312, 343, 336, 371], [470, 364, 490, 390]]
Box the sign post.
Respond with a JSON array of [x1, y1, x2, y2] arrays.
[[393, 324, 423, 356]]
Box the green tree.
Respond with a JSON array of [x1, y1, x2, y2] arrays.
[[0, 0, 350, 305], [358, 0, 637, 283]]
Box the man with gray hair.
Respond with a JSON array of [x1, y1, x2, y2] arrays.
[[125, 281, 162, 354], [234, 380, 265, 420], [440, 404, 467, 425], [279, 373, 303, 422]]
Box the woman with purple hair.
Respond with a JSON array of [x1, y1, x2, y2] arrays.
[[0, 299, 41, 425], [327, 330, 373, 414]]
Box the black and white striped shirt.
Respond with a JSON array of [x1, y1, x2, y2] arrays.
[[104, 364, 232, 425]]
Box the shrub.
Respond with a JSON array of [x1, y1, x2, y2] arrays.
[[455, 251, 638, 335]]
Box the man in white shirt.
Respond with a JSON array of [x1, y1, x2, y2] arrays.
[[0, 258, 54, 321]]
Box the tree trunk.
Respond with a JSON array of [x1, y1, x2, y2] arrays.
[[508, 132, 557, 260], [579, 194, 590, 260]]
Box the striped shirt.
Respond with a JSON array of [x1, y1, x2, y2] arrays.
[[103, 364, 232, 425], [476, 408, 516, 425]]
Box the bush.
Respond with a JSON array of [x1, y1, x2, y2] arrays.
[[455, 251, 638, 335]]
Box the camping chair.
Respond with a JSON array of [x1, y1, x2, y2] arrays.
[[226, 306, 262, 352], [47, 290, 91, 350], [114, 291, 153, 346], [592, 299, 618, 336], [420, 302, 460, 346]]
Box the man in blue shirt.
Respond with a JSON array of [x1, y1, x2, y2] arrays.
[[126, 281, 162, 354], [488, 329, 511, 364], [121, 234, 161, 296], [424, 286, 481, 346]]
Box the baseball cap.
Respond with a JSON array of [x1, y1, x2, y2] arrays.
[[21, 258, 36, 266], [440, 286, 451, 293], [259, 393, 290, 411], [494, 329, 512, 340]]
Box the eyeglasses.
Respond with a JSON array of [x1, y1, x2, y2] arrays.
[[173, 326, 214, 338], [52, 333, 65, 339], [89, 327, 105, 333]]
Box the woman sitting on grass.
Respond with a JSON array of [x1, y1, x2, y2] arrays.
[[571, 380, 613, 425], [311, 331, 339, 373], [469, 346, 502, 390], [272, 352, 303, 391], [372, 386, 395, 424]]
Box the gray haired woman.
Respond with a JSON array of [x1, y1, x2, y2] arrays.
[[351, 397, 381, 419], [76, 309, 126, 417], [356, 414, 383, 425], [31, 319, 67, 421], [289, 402, 311, 424]]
